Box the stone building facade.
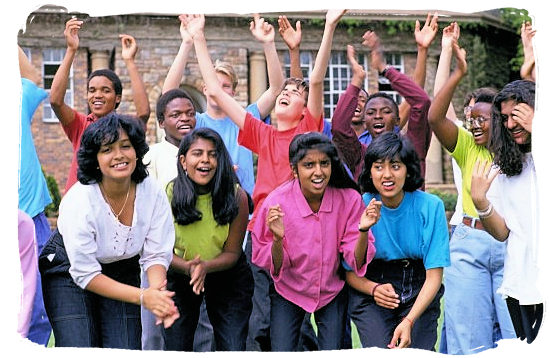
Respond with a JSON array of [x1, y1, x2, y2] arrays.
[[17, 7, 520, 196]]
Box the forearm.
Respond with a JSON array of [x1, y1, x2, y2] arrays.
[[146, 264, 167, 289], [50, 47, 76, 107], [257, 40, 285, 118], [354, 231, 370, 268], [405, 268, 442, 323], [203, 251, 241, 274], [289, 47, 303, 78], [124, 58, 150, 126], [86, 273, 141, 305], [309, 23, 336, 84], [345, 271, 373, 295], [162, 40, 193, 93], [472, 199, 510, 241], [271, 239, 284, 275]]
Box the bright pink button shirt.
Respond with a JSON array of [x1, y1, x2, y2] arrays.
[[252, 179, 376, 313]]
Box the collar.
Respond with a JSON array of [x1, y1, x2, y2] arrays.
[[291, 179, 333, 218]]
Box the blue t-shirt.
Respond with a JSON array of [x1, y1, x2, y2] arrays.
[[362, 190, 450, 269], [195, 103, 259, 196], [358, 125, 400, 146], [19, 78, 52, 217]]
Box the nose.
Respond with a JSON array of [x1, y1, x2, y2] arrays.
[[382, 165, 392, 178]]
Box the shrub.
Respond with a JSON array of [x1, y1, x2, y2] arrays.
[[42, 168, 61, 217], [428, 189, 458, 212]]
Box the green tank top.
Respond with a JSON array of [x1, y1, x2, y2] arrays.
[[167, 182, 230, 261]]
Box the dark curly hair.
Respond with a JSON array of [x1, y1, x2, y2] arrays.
[[88, 69, 123, 109], [156, 88, 196, 123], [365, 92, 400, 119], [170, 128, 240, 226], [77, 113, 149, 184], [490, 80, 535, 177], [358, 131, 423, 193], [289, 132, 359, 193]]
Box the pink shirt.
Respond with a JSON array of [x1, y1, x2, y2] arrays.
[[62, 110, 98, 193], [238, 109, 323, 232], [18, 210, 37, 338], [251, 179, 376, 313]]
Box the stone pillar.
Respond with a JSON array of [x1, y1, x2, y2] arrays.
[[90, 50, 110, 72], [249, 51, 267, 103], [425, 134, 444, 184]]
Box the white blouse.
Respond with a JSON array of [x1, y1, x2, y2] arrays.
[[57, 176, 175, 289]]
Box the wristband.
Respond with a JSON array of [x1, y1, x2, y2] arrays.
[[371, 283, 383, 296], [477, 202, 493, 218], [358, 225, 369, 233], [379, 65, 389, 77], [402, 316, 414, 327]]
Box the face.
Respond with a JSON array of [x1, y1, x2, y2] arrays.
[[351, 90, 368, 126], [274, 83, 307, 122], [97, 129, 137, 183], [204, 72, 236, 110], [160, 97, 196, 146], [293, 149, 331, 206], [364, 97, 398, 138], [180, 137, 218, 192], [87, 76, 121, 118], [370, 157, 406, 208], [500, 99, 532, 146], [465, 102, 492, 146]]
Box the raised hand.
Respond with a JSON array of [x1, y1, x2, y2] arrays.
[[250, 14, 275, 44], [266, 204, 285, 241], [347, 45, 366, 83], [64, 17, 83, 50], [177, 14, 193, 44], [362, 31, 385, 73], [512, 102, 534, 133], [414, 13, 439, 49], [470, 159, 498, 208], [359, 197, 381, 231], [180, 14, 205, 40], [278, 15, 302, 50], [452, 40, 467, 76], [119, 34, 138, 61], [325, 9, 347, 26]]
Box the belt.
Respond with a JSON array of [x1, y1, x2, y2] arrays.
[[462, 216, 484, 231]]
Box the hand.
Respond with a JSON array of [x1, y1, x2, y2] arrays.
[[325, 9, 347, 26], [177, 14, 193, 44], [64, 17, 83, 50], [180, 14, 205, 40], [521, 21, 536, 50], [470, 159, 498, 208], [278, 15, 302, 50], [362, 31, 385, 73], [142, 279, 179, 324], [250, 14, 275, 44], [414, 13, 438, 49], [388, 319, 412, 348], [359, 198, 381, 231], [347, 45, 366, 83], [452, 41, 467, 76], [441, 22, 460, 50], [119, 34, 138, 61], [189, 260, 207, 295], [267, 204, 285, 242], [372, 283, 400, 309], [512, 102, 534, 133]]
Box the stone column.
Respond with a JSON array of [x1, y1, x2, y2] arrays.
[[90, 50, 110, 72], [249, 51, 267, 103], [425, 135, 443, 184]]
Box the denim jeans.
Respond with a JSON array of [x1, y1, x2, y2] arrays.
[[441, 223, 516, 354], [270, 282, 348, 351], [163, 252, 253, 351], [348, 258, 443, 350], [40, 235, 142, 350]]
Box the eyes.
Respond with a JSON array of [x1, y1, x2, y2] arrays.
[[302, 160, 330, 169], [189, 150, 217, 159], [372, 162, 402, 171], [168, 110, 195, 119], [99, 141, 133, 153], [365, 108, 393, 117], [88, 86, 113, 94]]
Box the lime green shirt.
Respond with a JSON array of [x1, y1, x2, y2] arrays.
[[450, 127, 493, 218], [166, 182, 229, 261]]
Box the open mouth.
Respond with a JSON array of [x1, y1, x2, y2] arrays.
[[112, 162, 129, 169], [279, 98, 290, 106], [197, 167, 211, 174], [472, 129, 484, 138], [177, 124, 192, 131], [373, 123, 385, 130], [381, 181, 395, 190]]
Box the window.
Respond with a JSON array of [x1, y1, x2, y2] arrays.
[[378, 53, 403, 104], [283, 50, 368, 120], [42, 49, 73, 122]]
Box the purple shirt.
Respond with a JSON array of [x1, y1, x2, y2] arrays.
[[251, 179, 375, 313]]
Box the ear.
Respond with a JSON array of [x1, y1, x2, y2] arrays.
[[179, 154, 187, 171], [115, 94, 122, 106], [291, 165, 298, 178], [158, 120, 165, 129], [202, 84, 208, 96]]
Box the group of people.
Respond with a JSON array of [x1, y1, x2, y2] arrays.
[[16, 9, 542, 354]]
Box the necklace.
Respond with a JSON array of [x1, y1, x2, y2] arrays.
[[100, 182, 131, 221]]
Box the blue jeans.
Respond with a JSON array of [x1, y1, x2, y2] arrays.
[[270, 283, 348, 351], [441, 223, 515, 354], [27, 212, 52, 346], [348, 259, 443, 350], [163, 252, 253, 351], [40, 231, 142, 349]]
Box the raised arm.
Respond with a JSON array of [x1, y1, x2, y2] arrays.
[[278, 15, 303, 79], [520, 21, 536, 82], [307, 9, 347, 120], [119, 34, 150, 128], [250, 14, 285, 119], [427, 40, 467, 152], [188, 14, 247, 129], [50, 17, 82, 126], [433, 22, 460, 122], [18, 46, 41, 84], [162, 14, 194, 93]]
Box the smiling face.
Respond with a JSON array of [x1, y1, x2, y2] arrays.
[[370, 157, 406, 208], [180, 137, 218, 193], [274, 83, 307, 123], [97, 129, 136, 184], [500, 99, 531, 147], [87, 75, 121, 118], [352, 89, 368, 126], [364, 97, 398, 138], [293, 149, 331, 210], [160, 97, 196, 147], [466, 102, 492, 146]]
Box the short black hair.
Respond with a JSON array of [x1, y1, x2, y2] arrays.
[[358, 131, 423, 193], [77, 113, 149, 184], [156, 88, 195, 123], [88, 69, 123, 109], [365, 92, 399, 117]]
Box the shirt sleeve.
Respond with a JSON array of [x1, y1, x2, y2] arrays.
[[21, 78, 47, 126], [422, 195, 451, 269], [62, 109, 88, 149], [238, 112, 271, 154]]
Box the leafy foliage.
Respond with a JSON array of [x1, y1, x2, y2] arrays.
[[42, 168, 61, 217]]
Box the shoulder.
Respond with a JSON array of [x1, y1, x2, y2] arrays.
[[412, 190, 444, 210]]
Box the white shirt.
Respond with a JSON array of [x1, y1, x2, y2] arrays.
[[143, 139, 179, 191], [58, 176, 175, 289], [489, 153, 542, 305]]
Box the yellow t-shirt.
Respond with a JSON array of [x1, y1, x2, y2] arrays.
[[166, 182, 230, 261]]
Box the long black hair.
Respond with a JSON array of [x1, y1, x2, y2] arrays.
[[289, 132, 359, 192], [358, 132, 423, 193], [490, 80, 535, 177], [77, 113, 149, 184], [170, 128, 239, 226]]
